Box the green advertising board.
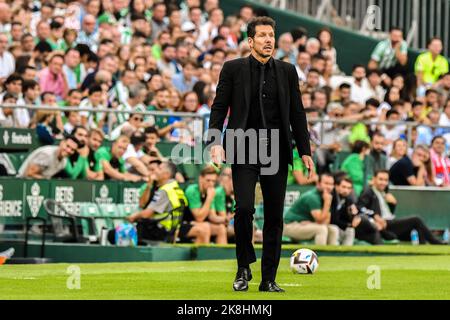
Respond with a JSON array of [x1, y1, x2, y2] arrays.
[[0, 128, 38, 152]]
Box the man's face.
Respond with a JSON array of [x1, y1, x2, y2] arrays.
[[113, 139, 129, 158], [129, 114, 144, 128], [372, 135, 385, 153], [83, 16, 96, 34], [390, 30, 403, 44], [26, 85, 40, 101], [278, 34, 293, 52], [340, 87, 351, 101], [156, 90, 169, 108], [122, 71, 137, 86], [312, 58, 325, 73], [335, 180, 353, 198], [249, 25, 275, 59], [176, 46, 189, 63], [49, 56, 64, 75], [43, 94, 56, 105], [153, 4, 166, 21], [163, 47, 176, 62], [432, 138, 446, 154], [200, 173, 217, 191], [6, 80, 22, 94], [307, 72, 320, 88], [145, 133, 159, 147], [65, 50, 80, 69], [240, 7, 253, 22], [74, 128, 88, 146], [297, 52, 310, 69], [11, 25, 23, 41], [373, 173, 389, 191], [368, 73, 381, 87], [429, 39, 443, 56], [60, 139, 78, 158], [312, 92, 327, 110], [89, 132, 104, 151], [318, 176, 334, 194], [21, 36, 35, 52], [183, 64, 195, 79], [23, 68, 37, 81], [67, 91, 82, 106], [189, 8, 202, 25], [37, 22, 51, 39], [148, 162, 161, 176], [89, 91, 102, 106], [353, 67, 366, 81], [412, 148, 428, 166]]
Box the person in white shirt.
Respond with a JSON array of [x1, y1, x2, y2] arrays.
[[0, 34, 15, 82], [195, 8, 223, 51], [350, 65, 373, 105], [295, 51, 311, 84]]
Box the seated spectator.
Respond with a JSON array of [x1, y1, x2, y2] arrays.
[[83, 128, 105, 180], [60, 126, 90, 179], [380, 110, 405, 145], [31, 110, 63, 145], [368, 26, 408, 78], [415, 37, 449, 89], [429, 136, 450, 187], [0, 93, 18, 127], [341, 140, 371, 196], [358, 170, 444, 244], [63, 111, 82, 135], [127, 161, 210, 244], [331, 174, 380, 245], [416, 110, 442, 145], [184, 166, 228, 244], [122, 131, 149, 177], [171, 59, 198, 93], [283, 173, 339, 245], [94, 135, 142, 182], [79, 84, 107, 130], [389, 145, 430, 186], [38, 53, 68, 100], [17, 135, 81, 179], [387, 138, 409, 169]]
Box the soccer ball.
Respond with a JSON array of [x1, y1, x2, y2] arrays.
[[290, 248, 319, 274]]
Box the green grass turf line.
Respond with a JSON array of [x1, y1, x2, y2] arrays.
[[1, 256, 449, 300]]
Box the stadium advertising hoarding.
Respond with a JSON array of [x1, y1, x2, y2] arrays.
[[0, 128, 37, 151]]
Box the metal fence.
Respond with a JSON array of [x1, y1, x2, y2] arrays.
[[2, 104, 450, 152], [263, 0, 450, 57]]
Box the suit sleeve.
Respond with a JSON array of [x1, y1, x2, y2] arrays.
[[206, 62, 233, 146], [288, 64, 311, 157]]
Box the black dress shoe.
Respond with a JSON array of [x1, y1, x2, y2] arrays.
[[233, 267, 252, 291], [259, 281, 285, 292]]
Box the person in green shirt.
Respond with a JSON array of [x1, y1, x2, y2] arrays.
[[184, 166, 228, 244], [94, 135, 142, 182], [340, 140, 371, 196], [415, 37, 449, 86], [284, 173, 339, 245]]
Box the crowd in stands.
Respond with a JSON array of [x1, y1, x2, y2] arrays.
[[0, 0, 449, 245]]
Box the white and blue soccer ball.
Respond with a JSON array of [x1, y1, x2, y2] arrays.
[[290, 248, 319, 274]]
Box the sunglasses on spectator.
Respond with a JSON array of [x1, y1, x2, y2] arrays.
[[132, 117, 144, 122]]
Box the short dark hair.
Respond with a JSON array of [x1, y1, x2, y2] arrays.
[[72, 125, 88, 136], [352, 140, 370, 154], [247, 16, 275, 39], [390, 26, 403, 33], [319, 173, 334, 182], [161, 161, 177, 179], [374, 169, 390, 177], [22, 79, 39, 93], [200, 166, 219, 177], [88, 84, 102, 95], [352, 64, 366, 72], [335, 175, 353, 186], [386, 109, 400, 119], [366, 98, 380, 108], [144, 126, 159, 136], [65, 135, 82, 148], [431, 135, 446, 145], [339, 83, 351, 90]]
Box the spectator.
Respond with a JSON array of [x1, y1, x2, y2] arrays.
[[79, 84, 107, 130], [331, 175, 366, 245], [77, 14, 99, 52], [387, 138, 409, 169], [172, 59, 199, 93], [157, 44, 177, 76], [358, 170, 444, 244], [283, 173, 339, 245], [83, 128, 105, 180], [0, 93, 18, 127], [60, 126, 91, 179], [17, 135, 81, 179], [32, 110, 61, 145], [94, 135, 142, 182], [122, 131, 149, 177], [0, 33, 15, 81], [184, 166, 228, 244], [369, 26, 408, 78], [317, 28, 338, 73], [429, 136, 450, 187], [288, 140, 318, 185], [341, 140, 371, 196], [275, 32, 296, 64], [389, 145, 429, 186], [151, 2, 169, 40], [63, 48, 84, 90], [38, 53, 68, 100], [366, 131, 388, 174], [295, 51, 311, 84], [0, 73, 23, 103], [415, 37, 449, 88], [350, 64, 372, 105]]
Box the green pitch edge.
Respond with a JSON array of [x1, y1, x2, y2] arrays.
[[1, 242, 448, 263]]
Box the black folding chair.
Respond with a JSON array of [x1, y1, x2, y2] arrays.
[[43, 199, 96, 243]]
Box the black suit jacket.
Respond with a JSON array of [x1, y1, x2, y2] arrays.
[[207, 56, 311, 165], [357, 187, 396, 217]]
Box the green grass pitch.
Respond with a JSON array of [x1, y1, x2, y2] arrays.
[[1, 253, 450, 300]]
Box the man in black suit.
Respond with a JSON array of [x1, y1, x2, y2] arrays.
[[207, 17, 313, 292]]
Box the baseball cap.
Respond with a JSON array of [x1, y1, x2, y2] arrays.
[[181, 21, 196, 32]]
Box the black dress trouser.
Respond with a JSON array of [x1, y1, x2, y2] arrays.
[[231, 143, 289, 282]]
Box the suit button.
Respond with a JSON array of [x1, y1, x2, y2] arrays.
[[263, 94, 266, 98]]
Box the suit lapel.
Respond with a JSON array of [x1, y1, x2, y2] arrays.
[[243, 57, 251, 114]]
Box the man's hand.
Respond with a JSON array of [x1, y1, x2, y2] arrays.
[[206, 187, 216, 199], [322, 191, 332, 204], [302, 155, 315, 180], [210, 145, 225, 168], [351, 215, 362, 228], [78, 146, 89, 157], [385, 193, 397, 205]]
